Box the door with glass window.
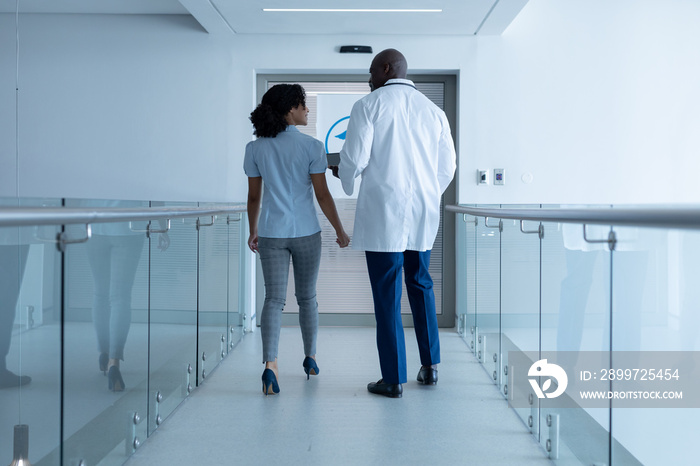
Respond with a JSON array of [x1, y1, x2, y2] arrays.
[[255, 74, 457, 327]]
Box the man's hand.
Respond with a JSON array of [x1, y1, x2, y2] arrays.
[[328, 166, 339, 178]]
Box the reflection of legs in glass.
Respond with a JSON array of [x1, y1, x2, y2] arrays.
[[404, 250, 440, 385], [556, 249, 600, 376], [98, 351, 108, 374], [291, 233, 322, 379], [680, 234, 700, 352], [107, 365, 125, 392], [0, 245, 31, 389], [87, 235, 144, 391], [557, 249, 599, 352], [610, 251, 648, 351], [677, 234, 700, 377]]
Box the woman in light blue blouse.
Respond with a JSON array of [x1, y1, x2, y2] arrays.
[[245, 84, 350, 395]]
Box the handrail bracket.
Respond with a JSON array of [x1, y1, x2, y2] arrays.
[[582, 225, 617, 251]]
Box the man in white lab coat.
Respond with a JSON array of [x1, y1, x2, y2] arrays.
[[338, 49, 456, 398]]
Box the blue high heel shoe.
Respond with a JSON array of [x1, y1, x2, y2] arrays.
[[261, 368, 280, 395], [302, 357, 319, 380], [107, 366, 125, 392]]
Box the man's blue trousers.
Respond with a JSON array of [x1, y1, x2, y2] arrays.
[[365, 250, 441, 384]]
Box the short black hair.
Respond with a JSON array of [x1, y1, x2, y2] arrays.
[[249, 84, 306, 138]]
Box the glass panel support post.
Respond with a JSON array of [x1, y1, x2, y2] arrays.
[[126, 411, 142, 455], [502, 354, 511, 399], [492, 351, 499, 384], [155, 391, 163, 428], [545, 413, 560, 460], [528, 397, 539, 434], [184, 364, 193, 397], [477, 330, 485, 363]]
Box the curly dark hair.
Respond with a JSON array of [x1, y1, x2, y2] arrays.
[[250, 84, 307, 138]]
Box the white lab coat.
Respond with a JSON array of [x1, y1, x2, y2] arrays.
[[339, 79, 456, 252]]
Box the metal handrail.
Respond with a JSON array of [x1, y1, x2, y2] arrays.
[[445, 205, 700, 230], [0, 205, 246, 228]]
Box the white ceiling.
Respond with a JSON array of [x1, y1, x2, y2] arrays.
[[0, 0, 528, 35], [214, 0, 496, 35], [0, 0, 188, 15]]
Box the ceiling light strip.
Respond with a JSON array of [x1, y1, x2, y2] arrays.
[[262, 9, 442, 13]]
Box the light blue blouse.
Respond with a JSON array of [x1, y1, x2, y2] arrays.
[[244, 126, 327, 238]]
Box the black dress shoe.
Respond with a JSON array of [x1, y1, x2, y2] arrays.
[[367, 379, 403, 398], [416, 366, 438, 385]]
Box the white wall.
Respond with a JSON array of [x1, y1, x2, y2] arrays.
[[0, 14, 17, 196], [466, 0, 700, 205], [226, 33, 476, 201], [0, 13, 476, 203], [0, 13, 234, 202], [4, 1, 699, 205]]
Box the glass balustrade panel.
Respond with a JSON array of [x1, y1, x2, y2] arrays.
[[0, 197, 62, 465], [227, 212, 245, 351], [500, 206, 541, 429], [465, 210, 478, 354], [539, 211, 611, 465], [474, 205, 501, 385], [196, 211, 229, 384], [147, 202, 198, 436], [610, 225, 700, 466], [454, 212, 469, 340], [62, 199, 150, 465]]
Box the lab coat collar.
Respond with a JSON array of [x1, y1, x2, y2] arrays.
[[383, 78, 416, 88]]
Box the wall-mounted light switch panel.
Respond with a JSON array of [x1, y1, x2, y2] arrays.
[[478, 169, 490, 185], [494, 168, 505, 186]]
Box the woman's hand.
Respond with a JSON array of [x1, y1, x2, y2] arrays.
[[336, 230, 350, 248], [248, 233, 259, 253]]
